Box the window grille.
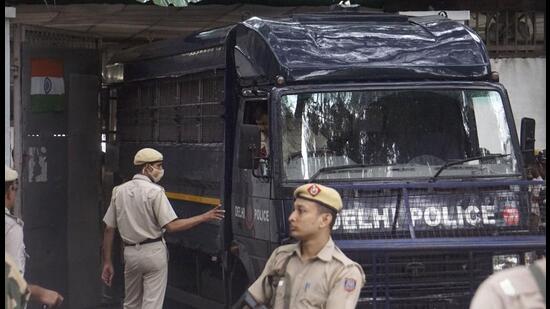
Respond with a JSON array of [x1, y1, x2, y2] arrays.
[[115, 72, 224, 144], [470, 11, 546, 58]]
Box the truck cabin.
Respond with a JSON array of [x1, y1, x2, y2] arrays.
[[225, 13, 523, 183]]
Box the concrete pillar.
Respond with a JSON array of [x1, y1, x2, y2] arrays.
[[5, 7, 15, 166]]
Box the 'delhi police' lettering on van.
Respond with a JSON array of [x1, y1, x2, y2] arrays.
[[333, 204, 520, 231]]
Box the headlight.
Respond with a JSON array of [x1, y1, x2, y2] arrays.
[[492, 254, 519, 272]]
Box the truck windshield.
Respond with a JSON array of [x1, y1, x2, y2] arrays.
[[280, 89, 518, 181]]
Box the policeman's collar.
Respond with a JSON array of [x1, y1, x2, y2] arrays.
[[133, 174, 152, 182], [316, 238, 336, 262], [294, 238, 335, 262]]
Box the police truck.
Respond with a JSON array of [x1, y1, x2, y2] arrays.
[[103, 12, 546, 308]]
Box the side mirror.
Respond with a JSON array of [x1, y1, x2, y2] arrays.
[[520, 117, 536, 165], [238, 125, 260, 169]]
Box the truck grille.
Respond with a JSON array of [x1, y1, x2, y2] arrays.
[[347, 251, 494, 309], [331, 181, 546, 239]]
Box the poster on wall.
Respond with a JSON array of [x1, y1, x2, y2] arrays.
[[28, 146, 48, 182], [30, 59, 65, 113]]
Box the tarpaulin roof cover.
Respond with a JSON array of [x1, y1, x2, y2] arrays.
[[109, 13, 492, 83], [234, 13, 491, 82]]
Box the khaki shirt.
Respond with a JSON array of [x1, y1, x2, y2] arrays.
[[248, 238, 365, 309], [470, 258, 546, 309], [5, 252, 30, 309], [103, 174, 178, 244], [5, 208, 27, 275]]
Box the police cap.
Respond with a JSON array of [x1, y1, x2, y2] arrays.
[[5, 165, 18, 182], [294, 183, 343, 212], [133, 148, 163, 165]]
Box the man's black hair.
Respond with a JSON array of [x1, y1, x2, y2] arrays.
[[135, 164, 146, 174], [5, 181, 15, 196], [316, 203, 338, 230], [135, 161, 162, 174]]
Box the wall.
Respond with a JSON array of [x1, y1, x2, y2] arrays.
[[490, 58, 546, 150], [17, 25, 101, 309]]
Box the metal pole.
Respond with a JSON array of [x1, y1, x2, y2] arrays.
[[5, 7, 16, 166], [13, 23, 22, 218]]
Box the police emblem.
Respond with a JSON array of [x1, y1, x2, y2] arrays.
[[307, 184, 321, 196], [344, 278, 356, 292]]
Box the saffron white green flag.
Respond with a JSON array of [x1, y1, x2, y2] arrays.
[[30, 59, 65, 112]]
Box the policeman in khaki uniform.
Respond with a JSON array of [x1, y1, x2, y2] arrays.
[[5, 167, 27, 274], [101, 148, 225, 309], [5, 165, 64, 308], [470, 257, 546, 309], [246, 183, 366, 309], [5, 252, 30, 309]]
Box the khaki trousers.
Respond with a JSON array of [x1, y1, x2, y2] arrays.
[[123, 241, 168, 309]]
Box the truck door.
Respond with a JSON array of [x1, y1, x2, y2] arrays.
[[232, 98, 272, 240]]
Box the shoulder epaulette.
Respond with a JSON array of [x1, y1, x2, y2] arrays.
[[332, 246, 357, 267]]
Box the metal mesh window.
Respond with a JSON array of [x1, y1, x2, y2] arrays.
[[200, 77, 224, 143], [115, 72, 224, 144], [158, 80, 180, 142], [116, 85, 139, 142], [138, 82, 155, 141], [22, 25, 100, 49]]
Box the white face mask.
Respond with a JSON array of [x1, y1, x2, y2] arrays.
[[147, 164, 164, 183]]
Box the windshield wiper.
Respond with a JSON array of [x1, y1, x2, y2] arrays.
[[429, 154, 510, 182], [309, 164, 389, 181]]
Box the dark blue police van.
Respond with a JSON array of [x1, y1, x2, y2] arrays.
[[103, 12, 546, 309]]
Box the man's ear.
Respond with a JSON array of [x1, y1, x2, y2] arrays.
[[320, 213, 332, 228]]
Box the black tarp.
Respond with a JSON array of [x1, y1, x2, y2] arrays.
[[110, 13, 492, 84], [235, 14, 491, 83]]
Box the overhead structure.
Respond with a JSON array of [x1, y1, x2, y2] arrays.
[[11, 4, 381, 44], [136, 0, 202, 6]]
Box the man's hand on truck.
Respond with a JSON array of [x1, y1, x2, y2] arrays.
[[202, 204, 225, 222]]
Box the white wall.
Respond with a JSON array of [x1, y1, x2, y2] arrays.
[[490, 58, 546, 150]]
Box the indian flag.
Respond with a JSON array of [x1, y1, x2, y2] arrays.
[[30, 59, 65, 112]]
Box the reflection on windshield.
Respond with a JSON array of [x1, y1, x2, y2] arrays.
[[280, 89, 517, 180]]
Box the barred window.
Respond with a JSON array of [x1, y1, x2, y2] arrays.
[[115, 72, 224, 143], [470, 11, 545, 58]]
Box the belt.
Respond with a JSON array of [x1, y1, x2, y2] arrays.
[[124, 237, 163, 247]]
